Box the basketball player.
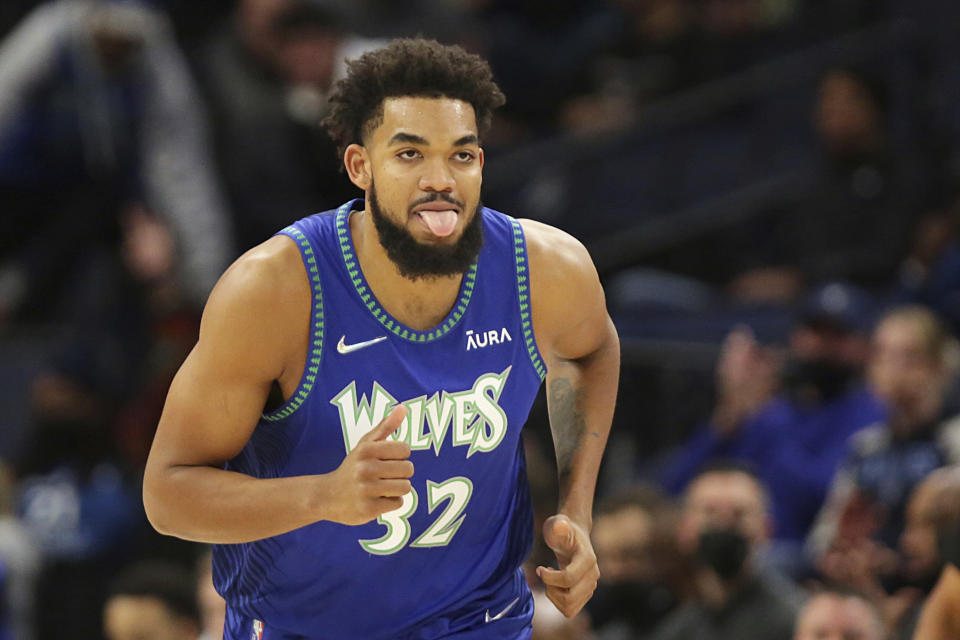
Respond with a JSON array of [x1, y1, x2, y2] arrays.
[[143, 38, 619, 639]]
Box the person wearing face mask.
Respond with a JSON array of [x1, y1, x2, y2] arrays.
[[586, 486, 683, 639], [650, 464, 806, 640], [809, 307, 960, 591], [661, 282, 886, 576]]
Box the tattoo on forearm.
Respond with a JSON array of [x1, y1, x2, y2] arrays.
[[548, 378, 586, 492]]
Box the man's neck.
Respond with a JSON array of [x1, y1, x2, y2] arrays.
[[350, 209, 464, 331]]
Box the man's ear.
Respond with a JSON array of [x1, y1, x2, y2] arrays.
[[344, 144, 371, 190]]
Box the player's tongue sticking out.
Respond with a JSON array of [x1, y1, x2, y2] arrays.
[[418, 210, 458, 237]]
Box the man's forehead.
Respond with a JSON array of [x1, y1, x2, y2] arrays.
[[688, 473, 764, 506], [375, 96, 478, 141]]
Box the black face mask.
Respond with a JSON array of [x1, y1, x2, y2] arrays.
[[697, 528, 749, 581], [586, 580, 676, 632], [781, 357, 858, 404]]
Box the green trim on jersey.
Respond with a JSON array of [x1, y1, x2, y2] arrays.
[[510, 220, 547, 381], [262, 226, 324, 422], [335, 204, 478, 343]]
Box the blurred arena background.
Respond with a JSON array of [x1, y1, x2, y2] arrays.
[[0, 0, 959, 638]]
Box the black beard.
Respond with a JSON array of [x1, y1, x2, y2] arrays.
[[368, 182, 483, 280]]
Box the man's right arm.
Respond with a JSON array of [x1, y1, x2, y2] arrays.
[[143, 236, 413, 543]]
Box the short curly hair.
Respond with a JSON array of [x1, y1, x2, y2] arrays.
[[323, 38, 505, 160]]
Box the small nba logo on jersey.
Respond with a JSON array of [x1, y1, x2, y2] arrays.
[[251, 620, 263, 640]]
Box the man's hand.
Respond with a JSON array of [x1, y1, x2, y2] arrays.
[[536, 514, 599, 618], [711, 327, 781, 436], [324, 406, 414, 526]]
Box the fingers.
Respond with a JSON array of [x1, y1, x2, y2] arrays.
[[374, 479, 412, 498], [539, 554, 600, 617], [362, 439, 412, 461], [538, 515, 599, 618], [537, 547, 596, 589], [372, 496, 403, 515], [375, 459, 415, 479], [360, 405, 408, 444], [540, 574, 599, 618], [355, 459, 414, 485]]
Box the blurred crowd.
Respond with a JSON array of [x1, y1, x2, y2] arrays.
[[0, 0, 959, 638]]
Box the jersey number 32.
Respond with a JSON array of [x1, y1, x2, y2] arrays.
[[359, 476, 473, 555]]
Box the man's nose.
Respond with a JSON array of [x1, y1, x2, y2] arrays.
[[418, 158, 455, 192]]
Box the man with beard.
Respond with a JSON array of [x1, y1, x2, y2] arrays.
[[142, 38, 620, 640], [661, 282, 885, 576]]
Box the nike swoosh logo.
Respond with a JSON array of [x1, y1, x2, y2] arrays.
[[484, 597, 519, 623], [336, 334, 388, 355]]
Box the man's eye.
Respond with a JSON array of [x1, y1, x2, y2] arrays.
[[455, 152, 475, 162], [398, 150, 420, 160]]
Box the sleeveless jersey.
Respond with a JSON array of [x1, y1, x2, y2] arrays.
[[213, 199, 547, 639]]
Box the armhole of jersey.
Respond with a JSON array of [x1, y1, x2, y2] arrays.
[[261, 225, 324, 422], [510, 219, 547, 382]]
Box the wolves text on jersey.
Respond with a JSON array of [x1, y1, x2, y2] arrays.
[[331, 368, 512, 458]]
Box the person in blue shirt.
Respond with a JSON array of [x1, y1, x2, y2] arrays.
[[142, 38, 620, 640], [661, 282, 886, 572]]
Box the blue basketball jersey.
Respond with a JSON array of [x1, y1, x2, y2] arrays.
[[213, 199, 547, 639]]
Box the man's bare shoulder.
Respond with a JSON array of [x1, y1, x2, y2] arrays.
[[199, 235, 310, 353], [517, 218, 608, 359], [212, 235, 307, 305], [517, 218, 596, 285]]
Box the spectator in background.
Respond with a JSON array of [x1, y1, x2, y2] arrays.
[[467, 0, 621, 139], [16, 341, 142, 640], [195, 549, 225, 640], [730, 66, 929, 302], [910, 466, 960, 640], [0, 461, 37, 640], [560, 0, 700, 135], [894, 193, 960, 336], [103, 561, 200, 640], [887, 469, 960, 639], [587, 485, 682, 639], [197, 0, 375, 251], [650, 464, 805, 640], [0, 0, 233, 321], [794, 590, 887, 640], [318, 0, 469, 41], [813, 466, 960, 640], [661, 282, 885, 574], [812, 307, 960, 602]]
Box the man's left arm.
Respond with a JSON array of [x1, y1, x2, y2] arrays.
[[523, 219, 620, 618]]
